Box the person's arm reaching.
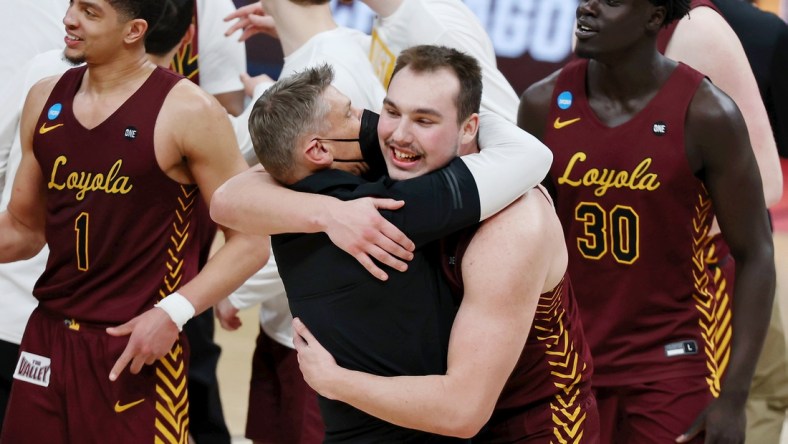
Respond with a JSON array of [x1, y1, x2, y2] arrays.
[[212, 111, 551, 235], [211, 164, 413, 281], [464, 110, 551, 219]]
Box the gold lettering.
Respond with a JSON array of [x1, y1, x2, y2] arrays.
[[47, 156, 134, 201], [558, 152, 661, 196], [557, 152, 586, 187], [48, 156, 67, 190]]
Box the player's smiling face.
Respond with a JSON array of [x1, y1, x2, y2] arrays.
[[63, 0, 137, 65], [378, 66, 464, 181], [574, 0, 655, 60]]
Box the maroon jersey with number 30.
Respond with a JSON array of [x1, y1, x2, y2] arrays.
[[544, 59, 728, 390], [32, 66, 202, 324]]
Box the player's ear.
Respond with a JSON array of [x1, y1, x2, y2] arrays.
[[646, 3, 667, 32], [179, 23, 196, 48], [459, 113, 480, 146], [124, 18, 148, 45]]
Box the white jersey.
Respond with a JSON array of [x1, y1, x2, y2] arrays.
[[370, 0, 520, 122], [196, 0, 246, 96], [230, 26, 386, 348], [0, 0, 68, 197], [0, 51, 73, 344]]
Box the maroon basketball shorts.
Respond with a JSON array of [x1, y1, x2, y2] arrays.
[[595, 376, 715, 444], [0, 307, 189, 444], [476, 391, 600, 443], [245, 327, 324, 444]]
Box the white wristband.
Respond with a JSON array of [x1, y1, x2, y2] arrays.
[[154, 292, 195, 332]]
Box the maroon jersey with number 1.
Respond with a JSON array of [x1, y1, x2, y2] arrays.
[[32, 65, 202, 324], [544, 59, 727, 392]]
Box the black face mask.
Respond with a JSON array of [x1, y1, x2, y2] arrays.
[[313, 110, 387, 180], [314, 109, 380, 163]]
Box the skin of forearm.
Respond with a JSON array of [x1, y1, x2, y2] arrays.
[[177, 228, 269, 314], [210, 169, 339, 236], [326, 366, 493, 438], [0, 212, 45, 262], [360, 0, 403, 17], [719, 248, 776, 404]]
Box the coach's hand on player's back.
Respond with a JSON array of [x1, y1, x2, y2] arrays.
[[106, 309, 180, 380]]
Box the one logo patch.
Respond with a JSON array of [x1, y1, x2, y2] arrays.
[[13, 351, 52, 387], [47, 103, 62, 120], [652, 121, 667, 136], [557, 91, 573, 110], [553, 117, 581, 129], [664, 340, 698, 357], [114, 398, 145, 413], [124, 126, 137, 140], [39, 122, 64, 135]]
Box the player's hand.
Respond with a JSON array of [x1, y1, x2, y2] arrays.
[[224, 3, 278, 42], [241, 72, 274, 98], [293, 317, 339, 399], [215, 298, 242, 331], [675, 395, 746, 444], [106, 308, 179, 381], [324, 197, 415, 281]]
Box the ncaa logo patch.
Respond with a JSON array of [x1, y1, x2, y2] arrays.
[[47, 103, 63, 120], [557, 91, 573, 110], [124, 126, 138, 140]]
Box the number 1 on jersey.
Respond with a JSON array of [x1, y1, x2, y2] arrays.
[[74, 212, 89, 271]]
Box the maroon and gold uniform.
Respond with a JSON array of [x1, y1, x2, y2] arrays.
[[1, 66, 194, 443], [443, 225, 597, 443], [544, 59, 726, 442]]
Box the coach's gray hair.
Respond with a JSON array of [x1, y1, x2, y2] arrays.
[[248, 65, 334, 182]]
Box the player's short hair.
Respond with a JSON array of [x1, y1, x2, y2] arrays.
[[248, 65, 334, 182], [391, 45, 482, 125], [106, 0, 168, 35], [145, 0, 194, 56], [647, 0, 691, 26]]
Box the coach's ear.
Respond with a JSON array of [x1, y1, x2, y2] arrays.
[[304, 138, 333, 168], [459, 113, 480, 147]]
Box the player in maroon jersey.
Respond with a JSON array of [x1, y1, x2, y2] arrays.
[[518, 0, 775, 442], [0, 0, 268, 442]]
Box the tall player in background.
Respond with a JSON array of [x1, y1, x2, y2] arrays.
[[518, 0, 774, 442], [0, 0, 266, 442]]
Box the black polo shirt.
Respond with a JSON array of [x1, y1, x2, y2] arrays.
[[272, 158, 480, 443]]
